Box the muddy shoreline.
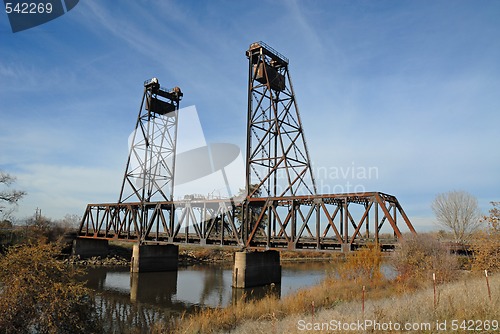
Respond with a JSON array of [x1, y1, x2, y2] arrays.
[[67, 242, 342, 267]]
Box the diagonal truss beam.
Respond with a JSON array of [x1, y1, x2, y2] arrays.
[[78, 192, 416, 251]]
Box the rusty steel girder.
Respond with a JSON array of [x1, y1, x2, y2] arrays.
[[245, 41, 317, 198], [118, 79, 182, 204], [77, 191, 416, 251]]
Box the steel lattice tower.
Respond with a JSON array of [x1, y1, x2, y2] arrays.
[[245, 41, 317, 198], [118, 78, 183, 203]]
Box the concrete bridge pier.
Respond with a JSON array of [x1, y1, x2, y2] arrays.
[[130, 244, 179, 273], [232, 250, 281, 288], [72, 238, 109, 259]]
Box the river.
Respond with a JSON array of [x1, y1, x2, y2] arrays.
[[81, 261, 333, 332]]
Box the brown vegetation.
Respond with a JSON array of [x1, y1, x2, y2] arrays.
[[1, 206, 499, 334], [392, 234, 459, 289], [155, 235, 484, 333], [227, 272, 499, 334], [154, 244, 392, 333], [0, 243, 100, 333], [471, 202, 500, 272]]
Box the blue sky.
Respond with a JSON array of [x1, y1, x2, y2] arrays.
[[1, 0, 499, 230]]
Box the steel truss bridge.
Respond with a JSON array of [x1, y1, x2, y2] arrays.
[[78, 42, 416, 251], [79, 192, 414, 251]]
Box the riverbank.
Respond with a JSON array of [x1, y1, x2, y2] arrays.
[[221, 272, 499, 334], [148, 240, 497, 333], [158, 270, 498, 334], [66, 242, 237, 266], [67, 241, 345, 267]]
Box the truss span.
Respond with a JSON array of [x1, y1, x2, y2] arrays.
[[78, 192, 415, 251]]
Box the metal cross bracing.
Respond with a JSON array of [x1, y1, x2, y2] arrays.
[[118, 78, 183, 204], [245, 41, 317, 198], [243, 192, 416, 251], [77, 43, 417, 251], [78, 198, 242, 247], [78, 191, 415, 251]]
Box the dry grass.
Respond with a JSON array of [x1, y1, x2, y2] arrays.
[[155, 277, 396, 333], [158, 245, 395, 333], [228, 273, 499, 334], [163, 272, 499, 334]]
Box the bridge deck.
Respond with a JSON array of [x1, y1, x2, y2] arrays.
[[77, 192, 415, 252]]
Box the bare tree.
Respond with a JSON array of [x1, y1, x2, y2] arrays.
[[58, 214, 82, 229], [0, 171, 27, 220], [431, 190, 481, 242]]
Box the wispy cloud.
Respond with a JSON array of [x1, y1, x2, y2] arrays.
[[1, 0, 499, 226], [15, 163, 121, 219]]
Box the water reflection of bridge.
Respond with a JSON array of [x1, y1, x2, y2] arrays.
[[84, 267, 182, 307], [82, 266, 282, 332], [84, 267, 186, 332]]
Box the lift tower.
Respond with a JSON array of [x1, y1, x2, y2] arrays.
[[118, 78, 183, 204], [246, 41, 316, 198]]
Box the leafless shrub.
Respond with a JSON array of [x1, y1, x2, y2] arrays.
[[392, 233, 459, 289], [471, 202, 500, 272]]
